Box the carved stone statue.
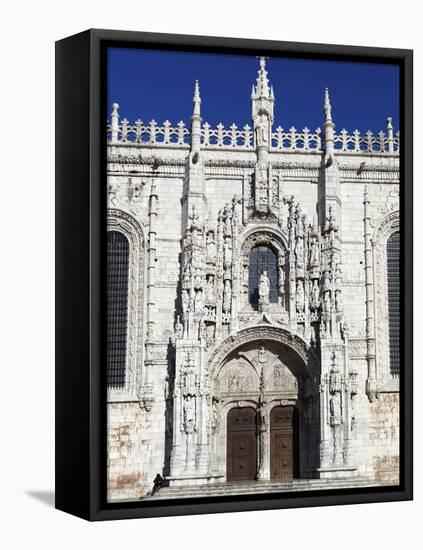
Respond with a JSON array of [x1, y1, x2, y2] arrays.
[[330, 392, 342, 426], [258, 270, 270, 311], [223, 280, 232, 312], [223, 240, 232, 267], [296, 280, 305, 312], [310, 236, 320, 268], [206, 231, 216, 259], [183, 395, 196, 434], [255, 114, 269, 147], [278, 256, 285, 297], [175, 315, 183, 339], [232, 195, 242, 230], [204, 275, 215, 304], [310, 280, 320, 309], [182, 289, 189, 313]]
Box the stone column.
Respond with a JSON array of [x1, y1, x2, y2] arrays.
[[363, 186, 377, 401]]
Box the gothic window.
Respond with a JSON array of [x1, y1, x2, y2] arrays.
[[386, 231, 400, 376], [249, 245, 278, 305], [107, 231, 130, 388]]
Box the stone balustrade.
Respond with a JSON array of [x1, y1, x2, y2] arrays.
[[107, 109, 399, 154]]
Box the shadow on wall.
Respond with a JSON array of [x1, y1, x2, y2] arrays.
[[25, 490, 55, 508]]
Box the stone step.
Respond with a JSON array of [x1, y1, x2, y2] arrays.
[[147, 477, 384, 500]]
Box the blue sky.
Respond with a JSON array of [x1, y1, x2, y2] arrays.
[[107, 47, 400, 135]]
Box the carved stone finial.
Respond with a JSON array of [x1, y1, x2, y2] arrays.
[[110, 103, 120, 144], [324, 88, 333, 123], [192, 79, 201, 116]]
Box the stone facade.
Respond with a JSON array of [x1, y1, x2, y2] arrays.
[[106, 58, 400, 502]]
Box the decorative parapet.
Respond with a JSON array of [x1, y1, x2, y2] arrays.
[[107, 108, 399, 155]]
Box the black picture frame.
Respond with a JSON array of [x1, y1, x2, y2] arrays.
[[55, 28, 413, 521]]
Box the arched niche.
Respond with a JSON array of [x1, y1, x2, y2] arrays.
[[239, 228, 288, 311]]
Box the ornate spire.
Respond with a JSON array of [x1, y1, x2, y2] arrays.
[[251, 56, 275, 151], [322, 87, 335, 161], [253, 56, 271, 98], [190, 80, 202, 154]]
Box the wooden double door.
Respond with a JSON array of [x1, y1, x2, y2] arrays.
[[226, 405, 299, 482]]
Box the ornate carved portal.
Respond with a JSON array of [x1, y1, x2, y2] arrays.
[[210, 337, 317, 482]]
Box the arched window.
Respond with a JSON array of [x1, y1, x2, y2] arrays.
[[249, 245, 278, 305], [386, 231, 400, 376], [107, 231, 130, 388]]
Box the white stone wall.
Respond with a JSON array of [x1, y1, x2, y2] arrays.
[[106, 143, 400, 499]]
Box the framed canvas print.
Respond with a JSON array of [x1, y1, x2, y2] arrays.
[[55, 29, 413, 521]]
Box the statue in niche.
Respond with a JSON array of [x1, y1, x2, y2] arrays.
[[194, 289, 203, 313], [310, 236, 320, 268], [206, 231, 216, 260], [175, 315, 183, 339], [295, 237, 304, 267], [183, 395, 196, 434], [255, 114, 269, 147], [296, 280, 305, 312], [189, 204, 200, 229], [223, 204, 232, 236], [223, 280, 232, 312], [223, 240, 232, 267], [258, 271, 270, 311], [257, 397, 268, 479], [182, 289, 190, 314], [193, 270, 202, 289], [278, 256, 285, 297], [310, 280, 320, 309], [204, 275, 215, 304], [323, 271, 331, 292], [341, 319, 349, 340], [211, 397, 220, 432], [232, 195, 242, 230], [323, 291, 331, 314], [330, 392, 342, 426]]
